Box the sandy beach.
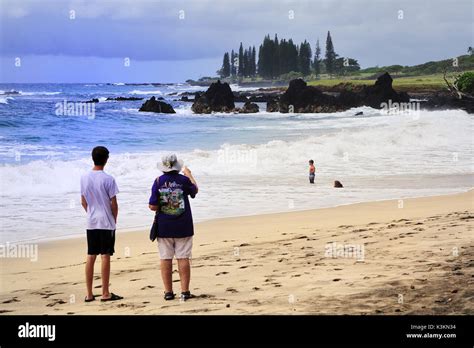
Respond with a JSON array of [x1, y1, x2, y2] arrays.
[[1, 190, 472, 315]]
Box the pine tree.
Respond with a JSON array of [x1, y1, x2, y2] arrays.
[[238, 42, 244, 77], [313, 39, 321, 77], [288, 39, 298, 73], [257, 44, 264, 77], [325, 31, 337, 76], [230, 50, 237, 76], [258, 35, 273, 79], [221, 52, 230, 77], [298, 40, 312, 76], [251, 46, 257, 76], [272, 34, 280, 78]]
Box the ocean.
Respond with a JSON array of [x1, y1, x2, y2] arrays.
[[0, 83, 472, 243]]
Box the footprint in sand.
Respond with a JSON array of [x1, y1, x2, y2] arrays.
[[46, 299, 67, 307], [2, 297, 20, 304], [226, 288, 238, 293], [140, 285, 155, 290], [333, 278, 342, 282], [216, 271, 228, 276]]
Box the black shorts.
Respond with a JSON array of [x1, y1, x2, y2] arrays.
[[87, 229, 115, 255]]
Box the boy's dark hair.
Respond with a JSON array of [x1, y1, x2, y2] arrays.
[[92, 146, 109, 166], [309, 160, 314, 164]]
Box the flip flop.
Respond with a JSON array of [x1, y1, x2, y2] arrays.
[[100, 293, 123, 302], [84, 296, 96, 303]]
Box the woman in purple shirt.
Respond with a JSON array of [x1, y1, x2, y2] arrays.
[[148, 154, 198, 301]]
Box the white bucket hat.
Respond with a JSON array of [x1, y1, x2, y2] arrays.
[[158, 154, 184, 173]]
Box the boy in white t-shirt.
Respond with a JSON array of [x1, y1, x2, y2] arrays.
[[80, 146, 123, 302]]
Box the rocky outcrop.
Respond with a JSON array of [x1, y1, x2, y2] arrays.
[[191, 80, 235, 113], [139, 96, 175, 113], [358, 72, 409, 108], [269, 79, 344, 113], [420, 93, 474, 114], [266, 73, 410, 113]]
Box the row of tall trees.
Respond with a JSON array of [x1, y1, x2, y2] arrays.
[[219, 31, 360, 79], [220, 44, 257, 78]]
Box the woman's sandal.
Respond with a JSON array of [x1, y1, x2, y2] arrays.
[[164, 291, 175, 300], [180, 291, 194, 301], [84, 295, 96, 303]]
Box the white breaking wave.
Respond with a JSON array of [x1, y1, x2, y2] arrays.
[[129, 90, 163, 95], [228, 84, 260, 92], [1, 109, 472, 197], [18, 91, 62, 96], [0, 97, 13, 104]]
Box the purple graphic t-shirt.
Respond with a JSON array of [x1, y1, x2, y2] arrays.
[[149, 172, 197, 238]]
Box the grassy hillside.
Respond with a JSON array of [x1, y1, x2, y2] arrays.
[[307, 73, 454, 91], [358, 54, 474, 76]]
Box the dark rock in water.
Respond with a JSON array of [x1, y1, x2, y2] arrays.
[[239, 101, 259, 113], [180, 96, 195, 102], [191, 80, 235, 113], [266, 99, 280, 112], [106, 96, 143, 101], [354, 111, 364, 116], [2, 90, 20, 95], [359, 72, 409, 108], [85, 98, 99, 103], [334, 180, 344, 188], [139, 96, 175, 113]]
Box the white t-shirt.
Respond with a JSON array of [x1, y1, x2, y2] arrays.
[[80, 170, 119, 230]]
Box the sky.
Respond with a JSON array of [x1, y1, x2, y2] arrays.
[[0, 0, 472, 83]]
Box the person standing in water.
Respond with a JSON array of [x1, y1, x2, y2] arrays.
[[309, 159, 316, 184]]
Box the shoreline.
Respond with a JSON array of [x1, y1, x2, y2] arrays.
[[1, 189, 472, 315], [6, 184, 473, 245]]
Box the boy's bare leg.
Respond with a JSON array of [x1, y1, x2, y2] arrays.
[[85, 255, 97, 300], [101, 254, 111, 299], [160, 259, 173, 293], [177, 258, 191, 293]]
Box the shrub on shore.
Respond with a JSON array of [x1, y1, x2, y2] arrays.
[[455, 72, 474, 94]]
